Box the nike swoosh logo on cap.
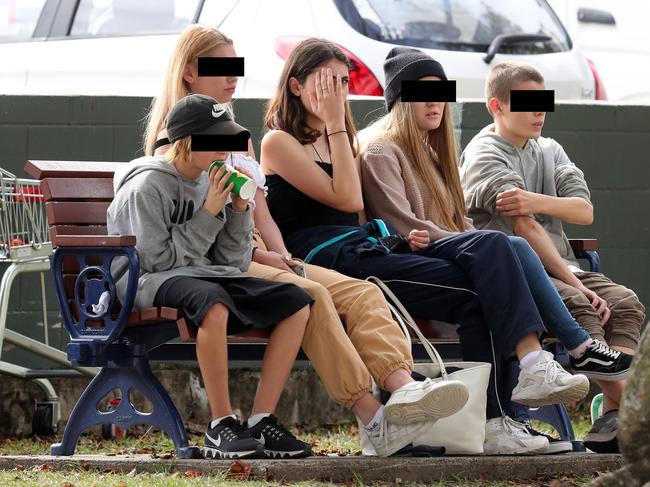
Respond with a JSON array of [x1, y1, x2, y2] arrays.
[[212, 103, 226, 118]]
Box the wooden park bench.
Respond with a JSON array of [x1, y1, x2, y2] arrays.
[[24, 160, 600, 457]]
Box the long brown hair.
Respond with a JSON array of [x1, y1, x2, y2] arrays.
[[143, 25, 233, 156], [264, 38, 357, 156], [364, 100, 466, 232]]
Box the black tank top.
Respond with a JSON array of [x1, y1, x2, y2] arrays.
[[265, 161, 359, 239]]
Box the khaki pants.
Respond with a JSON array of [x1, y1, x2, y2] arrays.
[[551, 271, 645, 350], [247, 235, 413, 409]]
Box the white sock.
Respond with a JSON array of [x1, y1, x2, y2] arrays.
[[363, 405, 384, 431], [520, 350, 542, 369], [210, 414, 237, 429], [247, 412, 271, 428], [568, 338, 594, 358]]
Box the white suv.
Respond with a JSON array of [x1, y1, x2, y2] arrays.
[[0, 0, 601, 101]]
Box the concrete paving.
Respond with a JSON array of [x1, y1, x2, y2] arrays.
[[0, 453, 623, 483]]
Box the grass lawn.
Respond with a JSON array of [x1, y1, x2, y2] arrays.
[[0, 405, 604, 486]]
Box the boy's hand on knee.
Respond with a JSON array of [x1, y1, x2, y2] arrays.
[[578, 285, 611, 325], [496, 188, 541, 217]]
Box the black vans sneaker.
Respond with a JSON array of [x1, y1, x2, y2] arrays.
[[245, 415, 312, 459], [569, 340, 632, 381], [522, 421, 573, 454], [203, 417, 264, 459]]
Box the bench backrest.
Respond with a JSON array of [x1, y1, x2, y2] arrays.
[[25, 160, 121, 246]]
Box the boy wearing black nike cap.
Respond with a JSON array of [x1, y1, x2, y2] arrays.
[[107, 93, 314, 459]]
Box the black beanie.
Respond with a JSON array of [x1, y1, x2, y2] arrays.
[[383, 46, 448, 111]]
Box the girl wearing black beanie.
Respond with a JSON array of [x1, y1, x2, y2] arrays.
[[360, 47, 624, 455]]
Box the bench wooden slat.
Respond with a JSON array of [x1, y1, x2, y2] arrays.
[[177, 318, 197, 342], [50, 226, 108, 242], [54, 235, 135, 247], [46, 201, 110, 225], [25, 160, 126, 179], [42, 177, 114, 201]]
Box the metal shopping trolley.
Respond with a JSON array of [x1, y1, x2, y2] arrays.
[[0, 168, 96, 436]]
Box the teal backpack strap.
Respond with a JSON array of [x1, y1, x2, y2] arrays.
[[304, 230, 359, 264]]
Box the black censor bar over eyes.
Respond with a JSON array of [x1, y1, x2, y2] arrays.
[[401, 80, 457, 103], [197, 57, 245, 77], [510, 90, 555, 112], [191, 134, 249, 152]]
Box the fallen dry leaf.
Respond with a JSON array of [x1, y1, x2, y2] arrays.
[[185, 470, 202, 478], [225, 460, 252, 481]]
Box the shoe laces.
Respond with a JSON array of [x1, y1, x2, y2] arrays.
[[262, 415, 296, 440], [218, 417, 248, 439], [590, 340, 621, 359], [542, 358, 566, 385], [501, 416, 534, 447]]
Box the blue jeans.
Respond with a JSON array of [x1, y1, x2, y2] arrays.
[[508, 236, 590, 350]]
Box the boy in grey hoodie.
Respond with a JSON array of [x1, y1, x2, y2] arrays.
[[460, 61, 645, 453], [108, 94, 313, 460]]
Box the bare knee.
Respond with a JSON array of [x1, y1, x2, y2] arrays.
[[200, 303, 229, 330], [280, 305, 310, 332]]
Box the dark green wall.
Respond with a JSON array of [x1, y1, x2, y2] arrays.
[[1, 96, 648, 366]]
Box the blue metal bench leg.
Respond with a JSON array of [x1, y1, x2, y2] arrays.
[[51, 357, 200, 458]]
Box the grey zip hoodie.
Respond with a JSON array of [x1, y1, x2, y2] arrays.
[[107, 156, 254, 309], [459, 124, 591, 267]]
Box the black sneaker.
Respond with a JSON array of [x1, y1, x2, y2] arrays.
[[584, 410, 620, 454], [569, 340, 632, 381], [245, 415, 312, 459], [522, 421, 573, 454], [203, 417, 264, 459]]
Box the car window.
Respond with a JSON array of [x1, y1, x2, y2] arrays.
[[0, 0, 47, 42], [70, 0, 201, 37], [339, 0, 571, 53]]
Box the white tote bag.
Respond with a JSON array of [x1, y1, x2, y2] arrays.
[[359, 277, 492, 455]]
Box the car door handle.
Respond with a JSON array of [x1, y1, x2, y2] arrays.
[[577, 8, 616, 25]]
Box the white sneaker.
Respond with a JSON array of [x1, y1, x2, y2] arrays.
[[384, 378, 469, 425], [484, 416, 549, 455], [511, 350, 589, 407], [364, 418, 432, 457]]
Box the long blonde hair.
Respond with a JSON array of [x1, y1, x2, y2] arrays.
[[144, 25, 233, 156], [365, 100, 466, 232]]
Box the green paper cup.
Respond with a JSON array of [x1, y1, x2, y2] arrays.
[[209, 161, 257, 200]]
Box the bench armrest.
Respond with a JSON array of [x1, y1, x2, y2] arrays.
[[568, 239, 598, 251], [54, 235, 136, 247], [51, 243, 140, 347]]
